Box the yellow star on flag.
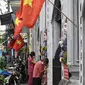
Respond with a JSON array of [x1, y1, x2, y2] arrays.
[[24, 0, 33, 7], [15, 17, 21, 26], [17, 40, 21, 45]]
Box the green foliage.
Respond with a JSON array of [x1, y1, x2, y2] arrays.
[[0, 75, 7, 83], [61, 51, 67, 65], [0, 38, 5, 44], [0, 57, 7, 84], [0, 57, 6, 69], [40, 46, 47, 56]]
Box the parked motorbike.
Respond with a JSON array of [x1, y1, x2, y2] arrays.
[[7, 59, 26, 84], [0, 70, 12, 85], [8, 71, 20, 85], [6, 65, 21, 85]]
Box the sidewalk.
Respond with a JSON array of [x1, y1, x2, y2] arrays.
[[68, 79, 79, 85], [58, 79, 79, 85]]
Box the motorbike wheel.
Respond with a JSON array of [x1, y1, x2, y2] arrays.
[[9, 75, 20, 85], [15, 79, 20, 85]]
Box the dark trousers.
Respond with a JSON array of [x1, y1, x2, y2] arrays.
[[33, 78, 41, 85]]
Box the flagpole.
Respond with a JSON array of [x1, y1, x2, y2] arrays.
[[48, 0, 78, 28]]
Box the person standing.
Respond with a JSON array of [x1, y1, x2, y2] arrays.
[[33, 58, 49, 85], [28, 51, 36, 85]]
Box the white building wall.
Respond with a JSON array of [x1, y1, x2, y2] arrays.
[[39, 2, 46, 47], [61, 0, 80, 85], [40, 2, 45, 32], [39, 0, 83, 85], [40, 0, 55, 85], [61, 0, 74, 65], [45, 0, 54, 85]]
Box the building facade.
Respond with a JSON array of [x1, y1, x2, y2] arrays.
[[51, 0, 85, 85], [30, 0, 85, 85]]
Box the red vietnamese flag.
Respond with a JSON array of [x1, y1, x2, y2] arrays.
[[19, 0, 24, 17], [7, 37, 16, 49], [14, 12, 23, 38], [21, 0, 45, 28], [14, 0, 24, 38], [13, 35, 24, 51]]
